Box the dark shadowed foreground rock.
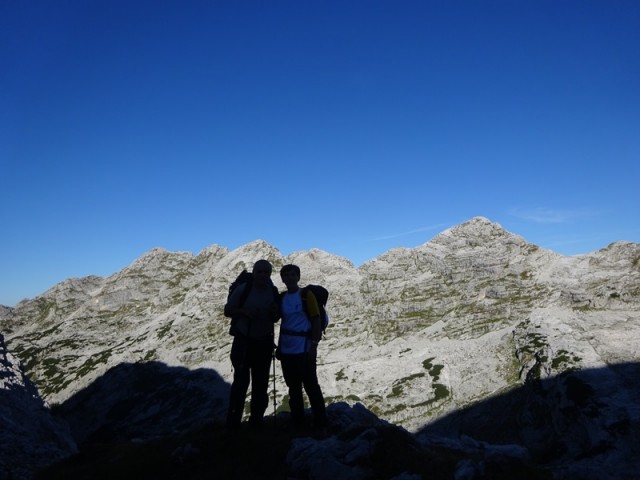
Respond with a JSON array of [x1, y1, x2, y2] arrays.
[[418, 364, 640, 480], [38, 397, 551, 480], [53, 361, 231, 445], [0, 334, 77, 480], [4, 341, 637, 479], [287, 403, 546, 480]]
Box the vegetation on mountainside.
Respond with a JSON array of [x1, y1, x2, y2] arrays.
[[551, 350, 582, 371], [35, 298, 57, 323], [422, 357, 444, 380], [389, 373, 426, 398], [363, 268, 554, 343], [420, 357, 450, 406], [335, 368, 347, 381], [156, 321, 174, 340]]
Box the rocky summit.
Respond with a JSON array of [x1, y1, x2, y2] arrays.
[[1, 217, 639, 479]]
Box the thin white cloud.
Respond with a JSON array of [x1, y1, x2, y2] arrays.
[[371, 224, 446, 241], [508, 207, 599, 224]]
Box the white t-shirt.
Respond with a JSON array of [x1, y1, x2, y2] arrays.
[[279, 290, 311, 354]]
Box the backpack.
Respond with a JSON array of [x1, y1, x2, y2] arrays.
[[300, 284, 330, 334], [226, 269, 279, 336], [227, 269, 254, 307]]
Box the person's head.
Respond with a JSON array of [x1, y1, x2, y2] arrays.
[[280, 264, 301, 290], [252, 260, 273, 286]]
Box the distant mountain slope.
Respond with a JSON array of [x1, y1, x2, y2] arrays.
[[1, 217, 639, 438]]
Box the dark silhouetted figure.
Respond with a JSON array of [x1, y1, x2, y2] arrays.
[[224, 259, 279, 430]]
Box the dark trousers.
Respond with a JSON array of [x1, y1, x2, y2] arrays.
[[280, 353, 327, 427], [226, 335, 273, 428]]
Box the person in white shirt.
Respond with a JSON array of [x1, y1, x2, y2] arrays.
[[278, 264, 327, 430]]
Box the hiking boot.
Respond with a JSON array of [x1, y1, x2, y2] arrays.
[[225, 420, 241, 432], [249, 417, 264, 432]]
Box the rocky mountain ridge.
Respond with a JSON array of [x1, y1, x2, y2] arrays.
[[1, 217, 639, 477]]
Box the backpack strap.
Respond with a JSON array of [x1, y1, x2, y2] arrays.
[[280, 328, 310, 337], [299, 286, 310, 317]]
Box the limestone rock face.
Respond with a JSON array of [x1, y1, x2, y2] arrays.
[[0, 334, 77, 479], [2, 217, 639, 476]]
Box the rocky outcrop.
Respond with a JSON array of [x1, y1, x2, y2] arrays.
[[287, 402, 541, 480], [418, 363, 640, 479], [0, 334, 77, 479]]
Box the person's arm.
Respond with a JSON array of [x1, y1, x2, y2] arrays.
[[270, 288, 281, 323]]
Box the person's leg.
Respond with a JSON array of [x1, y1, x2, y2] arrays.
[[281, 354, 305, 427], [249, 340, 273, 427], [226, 336, 250, 429], [302, 357, 327, 428]]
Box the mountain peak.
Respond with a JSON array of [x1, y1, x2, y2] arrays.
[[455, 216, 506, 233], [232, 239, 281, 256], [432, 217, 511, 244], [243, 239, 275, 249]]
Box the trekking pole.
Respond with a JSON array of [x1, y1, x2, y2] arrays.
[[272, 345, 277, 428]]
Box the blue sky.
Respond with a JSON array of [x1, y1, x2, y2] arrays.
[[1, 1, 639, 307]]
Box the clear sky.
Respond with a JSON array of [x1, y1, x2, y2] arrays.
[[2, 1, 639, 307]]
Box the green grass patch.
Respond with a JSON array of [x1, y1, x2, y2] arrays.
[[156, 321, 174, 340], [388, 373, 426, 398], [422, 357, 445, 381]]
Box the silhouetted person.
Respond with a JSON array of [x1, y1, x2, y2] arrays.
[[224, 259, 279, 430], [277, 264, 327, 429]]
